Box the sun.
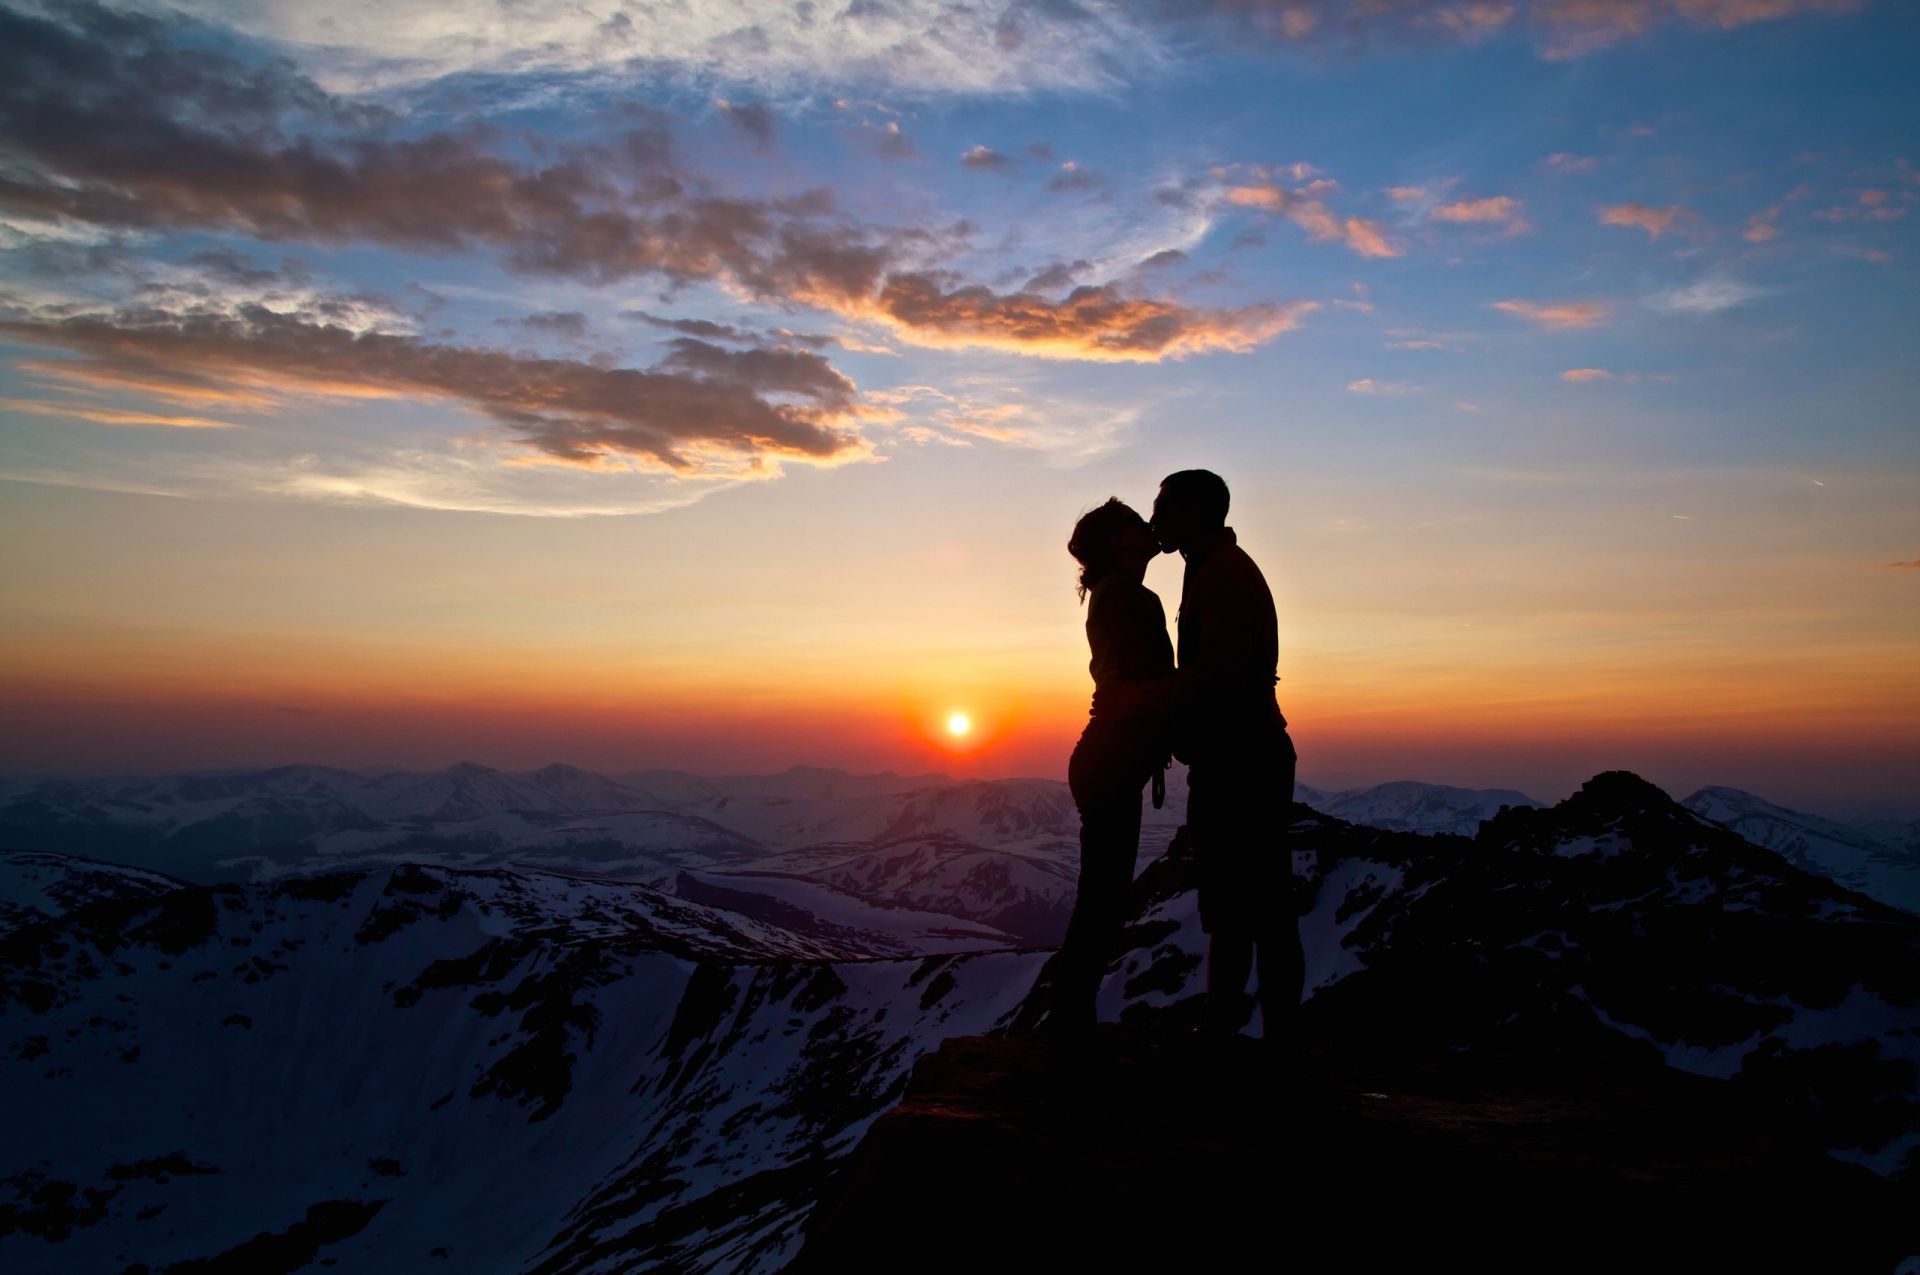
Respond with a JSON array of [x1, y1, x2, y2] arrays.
[[946, 712, 971, 737]]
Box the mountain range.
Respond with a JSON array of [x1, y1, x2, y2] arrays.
[[1, 766, 1915, 1270]]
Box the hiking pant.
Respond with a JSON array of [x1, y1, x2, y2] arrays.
[[1188, 726, 1301, 1035], [1055, 726, 1154, 1026]]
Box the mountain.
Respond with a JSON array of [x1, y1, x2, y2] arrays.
[[0, 850, 185, 930], [0, 860, 1048, 1271], [0, 764, 759, 884], [1295, 778, 1540, 837], [1683, 785, 1920, 914], [3, 770, 1914, 1271], [722, 833, 1085, 946]]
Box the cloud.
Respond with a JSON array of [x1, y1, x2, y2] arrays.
[[0, 395, 235, 428], [1743, 206, 1783, 242], [960, 145, 1013, 172], [1559, 367, 1674, 383], [0, 6, 1301, 367], [509, 310, 589, 338], [1531, 0, 1867, 58], [1540, 152, 1599, 175], [1049, 161, 1101, 192], [1430, 195, 1531, 233], [1597, 202, 1694, 239], [714, 99, 776, 148], [848, 275, 1318, 362], [1023, 260, 1094, 291], [143, 0, 1171, 98], [1225, 183, 1402, 259], [870, 383, 1145, 466], [1490, 299, 1613, 328], [1346, 378, 1418, 395], [622, 312, 756, 343], [1883, 558, 1920, 570], [1642, 277, 1769, 314], [0, 300, 873, 474], [70, 0, 1878, 117]]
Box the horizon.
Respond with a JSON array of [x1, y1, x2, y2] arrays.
[[3, 1, 1916, 818], [6, 753, 1913, 824]]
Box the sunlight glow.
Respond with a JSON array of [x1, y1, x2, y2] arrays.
[[947, 712, 971, 737]]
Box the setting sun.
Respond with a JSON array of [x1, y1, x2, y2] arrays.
[[947, 713, 971, 737]]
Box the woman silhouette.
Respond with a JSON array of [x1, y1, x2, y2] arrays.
[[1052, 499, 1175, 1034]]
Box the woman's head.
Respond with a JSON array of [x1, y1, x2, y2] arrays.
[[1068, 498, 1154, 601]]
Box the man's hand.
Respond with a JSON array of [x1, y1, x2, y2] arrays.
[[1091, 681, 1144, 719]]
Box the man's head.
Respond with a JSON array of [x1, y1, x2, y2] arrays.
[[1151, 469, 1230, 554]]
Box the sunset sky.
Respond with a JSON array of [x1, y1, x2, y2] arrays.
[[1, 0, 1915, 815]]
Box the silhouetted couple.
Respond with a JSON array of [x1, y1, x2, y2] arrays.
[[1052, 469, 1301, 1043]]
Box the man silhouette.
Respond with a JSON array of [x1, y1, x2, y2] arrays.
[[1103, 470, 1301, 1039]]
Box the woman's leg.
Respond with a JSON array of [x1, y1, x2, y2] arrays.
[[1055, 784, 1144, 1029]]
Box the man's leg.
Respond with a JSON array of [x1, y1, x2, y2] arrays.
[[1254, 730, 1303, 1041], [1205, 929, 1254, 1035]]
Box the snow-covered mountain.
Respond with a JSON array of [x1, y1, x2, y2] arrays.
[[0, 850, 185, 930], [1293, 779, 1539, 837], [3, 769, 1914, 1272], [0, 861, 1044, 1271], [723, 834, 1084, 946], [1683, 786, 1920, 914]]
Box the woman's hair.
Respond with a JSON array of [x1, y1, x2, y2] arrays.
[[1068, 497, 1144, 603]]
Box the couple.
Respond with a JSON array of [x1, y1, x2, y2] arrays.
[[1051, 469, 1301, 1042]]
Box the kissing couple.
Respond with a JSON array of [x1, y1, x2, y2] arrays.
[[1048, 469, 1301, 1043]]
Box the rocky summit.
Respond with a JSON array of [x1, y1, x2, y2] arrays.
[[794, 1030, 1915, 1273]]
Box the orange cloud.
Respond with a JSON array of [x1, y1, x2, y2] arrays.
[[1743, 206, 1783, 242], [840, 275, 1317, 362], [1491, 299, 1613, 329], [1226, 184, 1402, 259], [1431, 195, 1531, 233], [1559, 368, 1615, 382], [1534, 0, 1866, 58], [1598, 202, 1694, 239], [0, 396, 235, 428]]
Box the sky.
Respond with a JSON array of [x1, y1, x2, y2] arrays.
[[1, 0, 1916, 816]]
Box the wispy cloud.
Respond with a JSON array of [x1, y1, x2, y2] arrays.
[[1743, 206, 1784, 242], [1431, 194, 1531, 234], [1642, 276, 1770, 314], [1490, 299, 1613, 328], [1598, 202, 1696, 240], [1560, 367, 1673, 383], [1, 299, 877, 475], [1539, 152, 1599, 175], [869, 383, 1146, 466], [0, 396, 235, 428], [1224, 175, 1402, 259], [1347, 378, 1419, 395]]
